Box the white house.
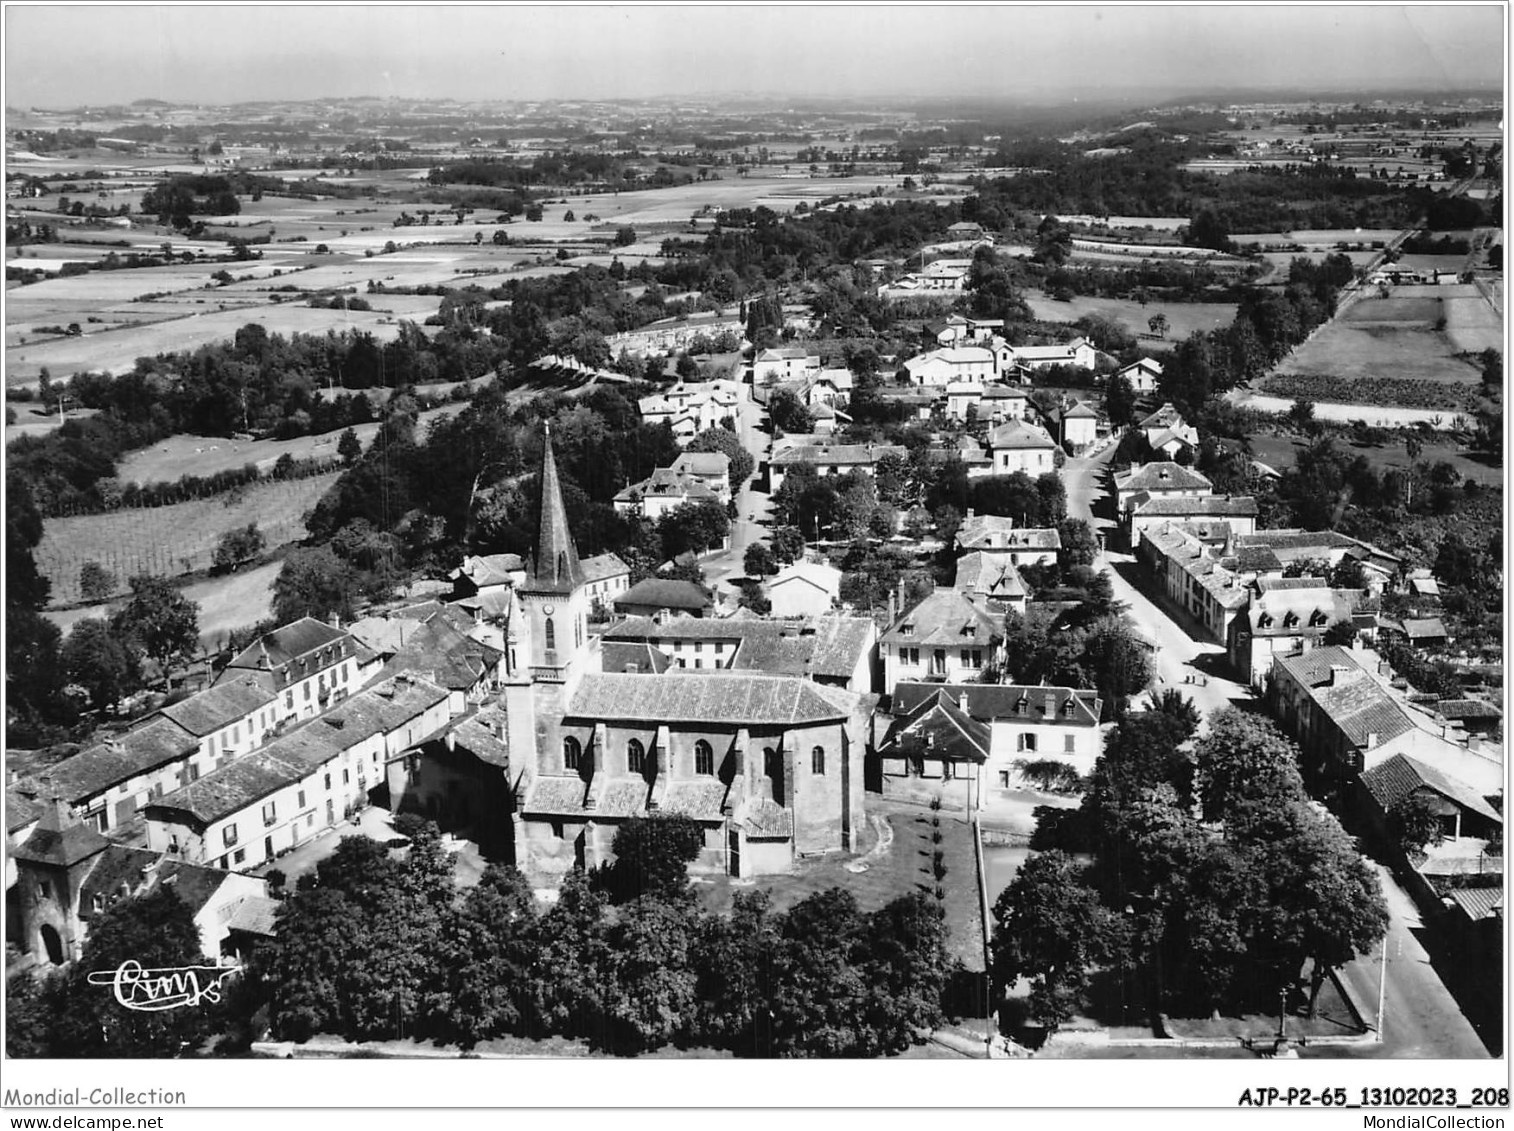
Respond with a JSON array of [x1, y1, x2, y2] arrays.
[[987, 419, 1058, 476], [754, 347, 821, 383], [670, 450, 733, 502], [880, 588, 1005, 694], [1058, 399, 1100, 453], [613, 466, 721, 520], [1111, 357, 1163, 394], [767, 560, 843, 619], [1008, 337, 1099, 371], [904, 346, 995, 388]]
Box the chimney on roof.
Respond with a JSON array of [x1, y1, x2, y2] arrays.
[[104, 734, 124, 755], [330, 612, 341, 630], [1043, 693, 1056, 716], [958, 692, 969, 713], [1366, 732, 1379, 749], [966, 508, 975, 519]]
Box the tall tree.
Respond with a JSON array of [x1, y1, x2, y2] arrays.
[[109, 574, 200, 686]]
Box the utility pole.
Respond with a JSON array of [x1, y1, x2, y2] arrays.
[[1376, 933, 1388, 1043]]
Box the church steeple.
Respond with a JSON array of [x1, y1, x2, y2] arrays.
[[522, 423, 585, 595]]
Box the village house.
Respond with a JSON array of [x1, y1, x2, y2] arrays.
[[955, 513, 1061, 567], [952, 553, 1029, 614], [753, 347, 821, 383], [986, 419, 1058, 476], [767, 441, 908, 493], [980, 383, 1032, 423], [670, 450, 732, 502], [614, 578, 715, 619], [9, 814, 272, 967], [883, 681, 1104, 801], [1127, 493, 1258, 548], [1113, 461, 1213, 517], [1006, 336, 1099, 371], [880, 587, 1005, 693], [1227, 578, 1373, 690], [926, 315, 1003, 346], [1136, 521, 1254, 644], [767, 560, 843, 619], [1108, 357, 1162, 394], [214, 617, 375, 725], [581, 552, 632, 615], [806, 367, 854, 407], [613, 465, 722, 520], [1055, 399, 1100, 454], [904, 346, 996, 387], [143, 674, 454, 872], [945, 221, 987, 242], [1232, 530, 1403, 595]]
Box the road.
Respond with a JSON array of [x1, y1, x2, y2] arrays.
[[698, 382, 774, 600], [1063, 447, 1251, 719], [1334, 863, 1490, 1058]]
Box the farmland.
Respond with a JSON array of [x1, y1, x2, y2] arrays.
[[1265, 285, 1487, 400], [1246, 430, 1503, 487], [35, 472, 338, 605], [1023, 292, 1238, 342]]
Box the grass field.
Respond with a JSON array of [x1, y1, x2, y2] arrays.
[[116, 402, 464, 483], [36, 473, 338, 605], [1247, 431, 1503, 486], [1272, 286, 1483, 386], [44, 560, 281, 649], [1024, 292, 1237, 340]]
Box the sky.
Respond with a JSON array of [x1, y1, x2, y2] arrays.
[[3, 4, 1505, 109]]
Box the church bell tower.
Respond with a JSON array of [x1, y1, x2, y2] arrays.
[[516, 424, 590, 683]]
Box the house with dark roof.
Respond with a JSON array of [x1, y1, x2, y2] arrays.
[[1129, 493, 1257, 548], [614, 578, 714, 618], [154, 676, 280, 780], [876, 688, 991, 807], [1269, 646, 1503, 801], [890, 680, 1104, 782], [144, 674, 452, 873], [767, 441, 908, 493], [1227, 581, 1370, 690], [1361, 753, 1502, 844], [214, 617, 370, 723], [1113, 461, 1212, 517], [1137, 521, 1254, 644], [955, 513, 1062, 567], [880, 588, 1005, 693], [1234, 530, 1402, 594], [9, 814, 270, 967], [953, 553, 1029, 614]]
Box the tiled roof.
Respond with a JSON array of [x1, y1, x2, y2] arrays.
[[5, 785, 45, 835], [1362, 753, 1502, 824], [1238, 530, 1403, 568], [449, 716, 511, 769], [883, 589, 1003, 648], [1062, 400, 1099, 419], [957, 515, 1062, 552], [450, 554, 525, 590], [880, 689, 992, 763], [11, 810, 111, 867], [148, 725, 344, 827], [770, 561, 842, 597], [738, 797, 794, 839], [769, 443, 906, 467], [385, 617, 501, 691], [1113, 462, 1212, 494], [1247, 587, 1363, 636], [315, 676, 451, 751], [661, 781, 729, 821], [1141, 523, 1251, 610], [797, 617, 876, 682], [980, 385, 1029, 401], [158, 858, 237, 914], [1445, 888, 1503, 921], [568, 673, 858, 726], [157, 677, 276, 737], [1403, 617, 1449, 640], [227, 894, 283, 937], [891, 682, 1101, 727], [77, 847, 161, 924], [987, 420, 1057, 450], [602, 613, 873, 683], [1435, 699, 1503, 721], [600, 641, 673, 674], [955, 553, 1028, 601], [671, 451, 730, 477], [615, 579, 712, 612], [30, 718, 196, 803], [224, 617, 350, 672], [1137, 403, 1184, 431]]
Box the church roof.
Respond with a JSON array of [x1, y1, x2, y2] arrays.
[[566, 672, 857, 726], [521, 425, 585, 596], [11, 809, 112, 867]]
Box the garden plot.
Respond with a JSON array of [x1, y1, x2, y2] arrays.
[[1442, 291, 1503, 354]]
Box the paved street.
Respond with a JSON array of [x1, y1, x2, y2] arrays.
[[700, 382, 774, 598], [1334, 863, 1490, 1058]]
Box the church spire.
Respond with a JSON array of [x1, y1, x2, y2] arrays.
[[523, 423, 585, 595]]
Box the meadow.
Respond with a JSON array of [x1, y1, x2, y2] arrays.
[[35, 473, 339, 605], [1023, 292, 1238, 341]]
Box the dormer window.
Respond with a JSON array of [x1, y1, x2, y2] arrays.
[[1016, 698, 1028, 716], [1258, 613, 1274, 629], [1310, 610, 1329, 627], [1282, 611, 1299, 629], [900, 623, 914, 636]]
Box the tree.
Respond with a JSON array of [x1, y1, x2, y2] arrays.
[[1191, 708, 1304, 825], [691, 890, 777, 1053], [1078, 616, 1153, 719], [78, 561, 116, 603], [62, 618, 139, 713], [862, 893, 950, 1053], [769, 887, 871, 1056], [601, 814, 705, 903], [110, 575, 199, 686], [272, 546, 357, 626], [563, 209, 576, 222], [687, 426, 755, 486], [532, 869, 612, 1039], [1387, 793, 1444, 858], [657, 498, 729, 561], [601, 892, 701, 1053], [48, 888, 218, 1057], [337, 427, 363, 465], [1147, 312, 1169, 339], [444, 864, 538, 1046], [768, 389, 813, 434], [613, 226, 636, 246], [1104, 373, 1137, 430], [1057, 518, 1099, 568], [743, 541, 778, 578], [1145, 688, 1200, 742], [991, 850, 1116, 1029], [213, 523, 266, 572]]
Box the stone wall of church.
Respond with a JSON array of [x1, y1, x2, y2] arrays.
[[787, 719, 851, 856]]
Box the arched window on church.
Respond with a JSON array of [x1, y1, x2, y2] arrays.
[[695, 740, 714, 776], [811, 745, 826, 775], [564, 736, 581, 772], [544, 616, 556, 653], [557, 552, 568, 582], [628, 738, 646, 776]]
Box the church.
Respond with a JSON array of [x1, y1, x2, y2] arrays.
[[492, 427, 875, 882]]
